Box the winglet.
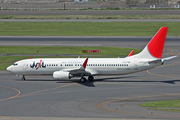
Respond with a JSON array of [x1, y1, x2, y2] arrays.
[[82, 58, 88, 69], [128, 50, 134, 57]]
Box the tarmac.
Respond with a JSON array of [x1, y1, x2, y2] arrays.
[[0, 10, 180, 15], [0, 37, 180, 120]]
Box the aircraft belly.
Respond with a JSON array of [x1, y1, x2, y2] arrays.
[[17, 69, 54, 75]]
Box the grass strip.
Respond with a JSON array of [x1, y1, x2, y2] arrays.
[[0, 46, 141, 56], [1, 14, 180, 19], [141, 100, 180, 107], [149, 108, 180, 112], [0, 46, 141, 71], [141, 100, 180, 112], [0, 22, 180, 36]]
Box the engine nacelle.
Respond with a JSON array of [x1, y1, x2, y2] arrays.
[[53, 71, 72, 80]]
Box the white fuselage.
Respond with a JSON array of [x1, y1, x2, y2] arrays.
[[7, 57, 162, 76]]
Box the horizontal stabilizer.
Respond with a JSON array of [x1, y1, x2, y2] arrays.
[[162, 56, 177, 61]]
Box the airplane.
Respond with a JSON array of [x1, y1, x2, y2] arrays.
[[7, 27, 177, 82]]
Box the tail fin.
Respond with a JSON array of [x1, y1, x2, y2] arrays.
[[131, 27, 168, 59]]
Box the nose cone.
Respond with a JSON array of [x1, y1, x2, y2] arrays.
[[7, 66, 12, 72]]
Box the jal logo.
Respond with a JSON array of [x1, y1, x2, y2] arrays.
[[30, 60, 46, 70]]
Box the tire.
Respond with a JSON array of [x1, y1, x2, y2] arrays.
[[80, 77, 86, 82], [88, 76, 94, 81]]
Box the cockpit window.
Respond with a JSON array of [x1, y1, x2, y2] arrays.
[[13, 63, 18, 66]]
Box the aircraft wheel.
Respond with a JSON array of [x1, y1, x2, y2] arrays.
[[88, 75, 94, 81], [80, 77, 86, 83]]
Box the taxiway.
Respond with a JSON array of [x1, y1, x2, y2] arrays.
[[0, 37, 180, 120]]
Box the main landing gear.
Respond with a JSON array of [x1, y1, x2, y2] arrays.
[[88, 75, 94, 81], [80, 77, 87, 82], [80, 75, 94, 83], [21, 75, 25, 80]]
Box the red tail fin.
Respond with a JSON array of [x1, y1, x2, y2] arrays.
[[148, 27, 168, 58], [130, 27, 168, 59]]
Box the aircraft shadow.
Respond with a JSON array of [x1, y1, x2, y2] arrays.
[[14, 75, 180, 87], [96, 77, 180, 85]]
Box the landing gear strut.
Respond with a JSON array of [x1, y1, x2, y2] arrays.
[[21, 75, 25, 80]]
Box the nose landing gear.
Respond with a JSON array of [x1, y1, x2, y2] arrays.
[[21, 75, 25, 80]]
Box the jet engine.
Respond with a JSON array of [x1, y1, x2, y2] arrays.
[[53, 71, 73, 80]]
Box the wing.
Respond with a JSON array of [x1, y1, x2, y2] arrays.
[[60, 58, 94, 76]]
